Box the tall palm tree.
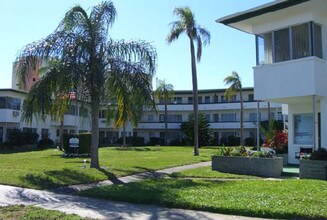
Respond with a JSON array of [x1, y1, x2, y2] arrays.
[[167, 7, 210, 155], [155, 79, 174, 146], [224, 71, 244, 146], [16, 1, 156, 168]]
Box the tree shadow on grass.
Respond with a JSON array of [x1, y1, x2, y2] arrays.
[[22, 168, 100, 190], [97, 167, 124, 185], [114, 147, 161, 152]]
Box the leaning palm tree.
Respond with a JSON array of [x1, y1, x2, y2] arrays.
[[224, 71, 244, 146], [16, 1, 156, 168], [155, 79, 174, 146], [167, 7, 210, 155]]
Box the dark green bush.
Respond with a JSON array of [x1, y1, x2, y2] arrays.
[[62, 133, 91, 154], [116, 136, 145, 146], [227, 135, 240, 146], [311, 148, 327, 161], [7, 129, 39, 146], [245, 137, 255, 146], [37, 138, 54, 148], [219, 137, 228, 146], [148, 137, 164, 146]]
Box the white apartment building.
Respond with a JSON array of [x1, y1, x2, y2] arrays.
[[0, 84, 282, 146], [218, 0, 327, 164]]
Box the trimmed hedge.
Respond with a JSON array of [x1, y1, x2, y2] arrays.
[[62, 133, 91, 154], [116, 136, 145, 146]]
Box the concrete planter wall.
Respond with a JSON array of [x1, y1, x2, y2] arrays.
[[277, 153, 288, 166], [212, 156, 283, 178], [299, 160, 327, 180]]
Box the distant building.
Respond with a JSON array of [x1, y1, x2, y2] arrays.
[[217, 0, 327, 164]]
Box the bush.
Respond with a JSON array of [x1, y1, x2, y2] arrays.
[[219, 138, 228, 146], [311, 148, 327, 161], [62, 133, 91, 154], [169, 139, 187, 146], [244, 137, 255, 146], [227, 135, 240, 146], [7, 129, 39, 147], [116, 136, 145, 146], [148, 137, 164, 146], [37, 138, 54, 148]]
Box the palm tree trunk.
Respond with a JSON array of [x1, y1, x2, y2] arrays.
[[240, 89, 244, 146], [164, 97, 168, 146], [123, 123, 126, 147], [90, 95, 100, 168], [189, 38, 199, 156]]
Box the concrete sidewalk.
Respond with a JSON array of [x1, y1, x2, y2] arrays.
[[0, 184, 268, 220], [52, 161, 212, 194]]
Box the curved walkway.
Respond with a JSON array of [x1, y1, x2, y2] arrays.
[[0, 161, 272, 219]]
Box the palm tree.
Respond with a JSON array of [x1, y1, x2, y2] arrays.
[[16, 1, 156, 168], [167, 7, 210, 155], [155, 79, 174, 146], [224, 71, 244, 146]]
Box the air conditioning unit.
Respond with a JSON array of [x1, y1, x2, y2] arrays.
[[12, 111, 20, 117]]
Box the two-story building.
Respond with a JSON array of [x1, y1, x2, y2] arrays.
[[217, 0, 327, 164]]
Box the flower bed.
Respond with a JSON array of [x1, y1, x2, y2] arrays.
[[299, 148, 327, 180]]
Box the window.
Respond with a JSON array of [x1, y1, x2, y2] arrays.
[[213, 95, 219, 103], [66, 105, 77, 116], [167, 114, 182, 123], [221, 113, 236, 122], [221, 96, 226, 103], [174, 97, 182, 104], [159, 114, 165, 122], [277, 112, 283, 121], [205, 96, 210, 103], [292, 23, 310, 59], [147, 114, 155, 122], [205, 114, 210, 122], [249, 113, 261, 122], [0, 97, 21, 110], [294, 114, 313, 145], [198, 97, 202, 104], [248, 94, 254, 102], [149, 131, 155, 137], [213, 114, 219, 122], [256, 33, 273, 65], [98, 109, 107, 118], [256, 22, 323, 65], [56, 129, 60, 137], [313, 23, 322, 58], [222, 132, 235, 138], [188, 97, 193, 104], [274, 28, 290, 62]]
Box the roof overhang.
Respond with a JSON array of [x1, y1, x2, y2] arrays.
[[216, 0, 310, 34]]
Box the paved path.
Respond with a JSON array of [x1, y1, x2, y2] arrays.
[[52, 161, 212, 194], [0, 184, 268, 220]]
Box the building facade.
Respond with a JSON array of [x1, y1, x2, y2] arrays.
[[218, 0, 327, 164]]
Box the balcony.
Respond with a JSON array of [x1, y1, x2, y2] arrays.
[[0, 109, 21, 123], [254, 57, 326, 103]]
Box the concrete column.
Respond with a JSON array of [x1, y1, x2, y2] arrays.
[[312, 95, 316, 151], [256, 100, 260, 150]]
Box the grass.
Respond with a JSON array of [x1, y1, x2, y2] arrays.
[[0, 146, 217, 189], [170, 166, 260, 179], [79, 178, 327, 219], [0, 205, 91, 220]]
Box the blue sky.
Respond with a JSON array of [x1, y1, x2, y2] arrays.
[[0, 0, 271, 90]]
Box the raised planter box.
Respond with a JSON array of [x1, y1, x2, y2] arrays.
[[212, 156, 283, 178], [277, 153, 288, 166], [299, 160, 327, 180]]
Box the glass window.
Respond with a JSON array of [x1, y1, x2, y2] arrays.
[[188, 97, 193, 104], [198, 97, 202, 104], [294, 114, 313, 145], [159, 114, 165, 122], [148, 114, 155, 122], [205, 96, 210, 103], [248, 94, 254, 102], [249, 113, 261, 122], [213, 114, 219, 122], [174, 97, 182, 104], [274, 28, 290, 62], [256, 33, 273, 65], [292, 23, 310, 59], [213, 95, 219, 103], [205, 114, 210, 122], [313, 23, 322, 58], [98, 109, 106, 118], [0, 97, 6, 109], [221, 113, 236, 122], [221, 96, 226, 103]]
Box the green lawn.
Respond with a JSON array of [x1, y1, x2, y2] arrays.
[[171, 166, 260, 179], [0, 205, 91, 220], [79, 178, 327, 219], [0, 146, 217, 189]]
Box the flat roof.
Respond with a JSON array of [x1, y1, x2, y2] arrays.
[[174, 87, 253, 95], [0, 88, 27, 95], [216, 0, 309, 25]]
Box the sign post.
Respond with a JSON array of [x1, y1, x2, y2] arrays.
[[69, 137, 79, 154]]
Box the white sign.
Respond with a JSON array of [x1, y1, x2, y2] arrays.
[[69, 137, 79, 148]]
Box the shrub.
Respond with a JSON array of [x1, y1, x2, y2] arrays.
[[148, 137, 164, 146], [62, 133, 91, 154], [219, 137, 228, 146], [37, 138, 54, 148], [169, 139, 184, 146], [227, 135, 240, 146], [116, 136, 145, 146], [310, 148, 327, 161], [7, 129, 39, 146], [245, 137, 255, 146], [271, 130, 288, 153]]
